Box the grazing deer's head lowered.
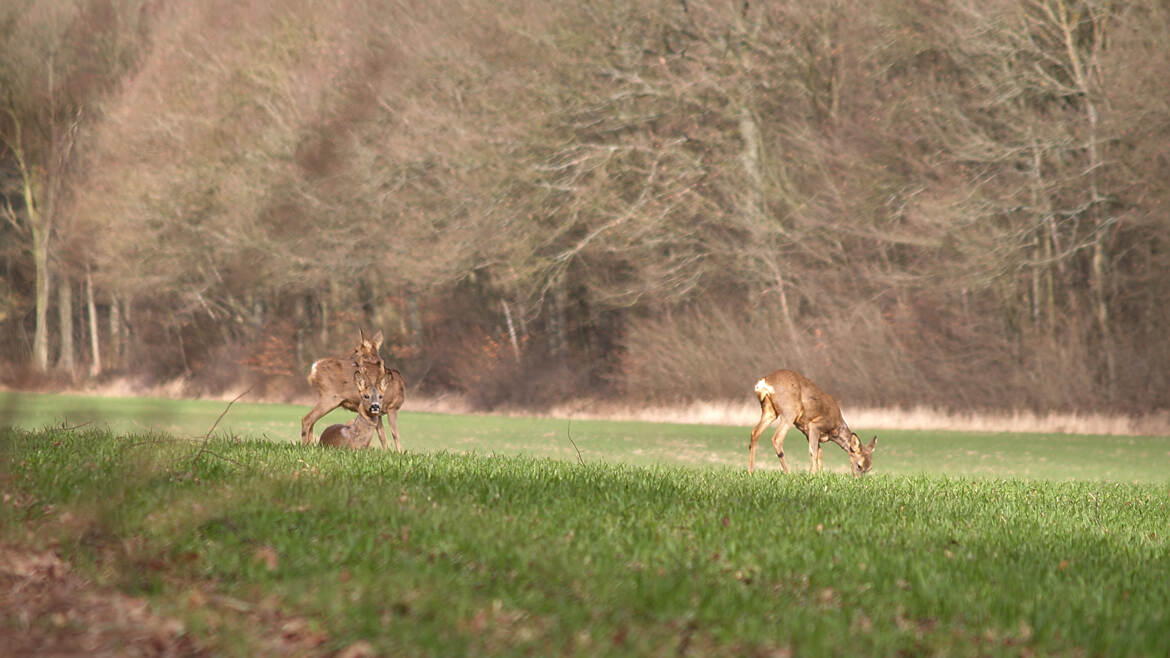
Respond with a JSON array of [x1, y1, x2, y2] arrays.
[[749, 369, 877, 477], [848, 432, 878, 478], [301, 329, 406, 451]]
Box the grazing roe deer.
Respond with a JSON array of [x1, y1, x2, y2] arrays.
[[748, 369, 877, 477], [301, 330, 406, 451], [319, 370, 387, 449]]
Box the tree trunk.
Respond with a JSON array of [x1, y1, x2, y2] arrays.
[[5, 97, 54, 371], [502, 299, 520, 362], [1028, 137, 1057, 337], [1055, 0, 1115, 392], [122, 298, 134, 366], [87, 269, 101, 377], [56, 274, 74, 374], [294, 295, 307, 367], [739, 103, 803, 359], [1091, 236, 1115, 390], [109, 296, 122, 371], [1085, 102, 1115, 392], [551, 284, 568, 366], [32, 227, 51, 371], [407, 294, 422, 348], [318, 295, 330, 348]]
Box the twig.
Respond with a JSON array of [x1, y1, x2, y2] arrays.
[[186, 387, 252, 474], [206, 388, 252, 441], [192, 448, 245, 468], [566, 417, 584, 466], [57, 420, 94, 432]]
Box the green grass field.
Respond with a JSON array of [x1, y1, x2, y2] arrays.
[[2, 392, 1169, 655], [2, 391, 1169, 481]]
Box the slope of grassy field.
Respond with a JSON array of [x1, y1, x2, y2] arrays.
[[2, 424, 1167, 656]]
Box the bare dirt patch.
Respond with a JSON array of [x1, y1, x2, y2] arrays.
[[0, 541, 334, 657], [0, 543, 195, 656]]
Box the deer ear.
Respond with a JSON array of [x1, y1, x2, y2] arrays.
[[353, 370, 367, 388], [371, 330, 384, 351], [868, 436, 878, 450], [849, 433, 862, 452]]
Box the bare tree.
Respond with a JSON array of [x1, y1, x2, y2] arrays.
[[1, 0, 146, 372], [6, 0, 1166, 413]]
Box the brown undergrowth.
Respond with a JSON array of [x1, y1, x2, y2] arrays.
[[0, 542, 195, 657], [0, 536, 363, 657], [0, 467, 345, 658]]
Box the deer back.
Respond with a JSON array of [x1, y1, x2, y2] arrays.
[[308, 359, 379, 407], [319, 415, 377, 449], [758, 369, 848, 435], [380, 368, 405, 412]]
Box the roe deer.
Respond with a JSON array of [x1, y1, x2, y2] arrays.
[[301, 329, 406, 451], [748, 369, 877, 477], [319, 370, 386, 449]]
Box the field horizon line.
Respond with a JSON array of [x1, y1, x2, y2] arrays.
[[5, 379, 1169, 437]]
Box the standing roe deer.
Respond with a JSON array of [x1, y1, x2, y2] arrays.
[[319, 369, 387, 449], [748, 369, 877, 477], [301, 330, 406, 451]]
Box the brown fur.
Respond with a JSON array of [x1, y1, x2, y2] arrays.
[[301, 330, 406, 451], [748, 369, 877, 477], [319, 369, 386, 449]]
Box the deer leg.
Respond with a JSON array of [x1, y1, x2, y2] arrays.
[[769, 420, 793, 474], [806, 428, 822, 474], [374, 414, 389, 450], [748, 401, 778, 474], [301, 397, 341, 445], [385, 410, 402, 453]]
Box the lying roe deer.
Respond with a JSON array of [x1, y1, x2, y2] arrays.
[[301, 329, 406, 451], [319, 370, 387, 449], [748, 369, 877, 477]]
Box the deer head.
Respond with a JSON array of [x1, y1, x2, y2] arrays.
[[352, 329, 384, 366], [354, 369, 386, 417], [848, 433, 878, 478]]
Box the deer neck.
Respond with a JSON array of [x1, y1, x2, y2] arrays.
[[342, 411, 377, 439], [825, 425, 852, 452]]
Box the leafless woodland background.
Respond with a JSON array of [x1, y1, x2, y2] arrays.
[[2, 0, 1169, 417]]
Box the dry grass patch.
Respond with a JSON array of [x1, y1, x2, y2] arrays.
[[427, 396, 1170, 437], [8, 381, 1168, 437]]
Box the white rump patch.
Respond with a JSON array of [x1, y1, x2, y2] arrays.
[[754, 378, 774, 396]]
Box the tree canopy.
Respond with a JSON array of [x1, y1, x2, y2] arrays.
[[2, 0, 1168, 413]]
